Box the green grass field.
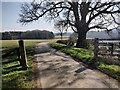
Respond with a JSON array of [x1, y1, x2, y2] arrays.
[[1, 39, 56, 88], [54, 36, 68, 39], [1, 40, 53, 49], [1, 36, 68, 49]]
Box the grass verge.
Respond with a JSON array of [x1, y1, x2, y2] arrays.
[[49, 42, 120, 81], [1, 40, 50, 88]]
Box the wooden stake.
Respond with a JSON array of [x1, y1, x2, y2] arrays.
[[94, 38, 99, 59], [18, 40, 28, 70]]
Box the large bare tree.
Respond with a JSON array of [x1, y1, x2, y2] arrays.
[[19, 0, 120, 48]]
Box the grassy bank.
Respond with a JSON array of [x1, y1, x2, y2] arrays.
[[1, 40, 52, 88], [49, 42, 120, 81]]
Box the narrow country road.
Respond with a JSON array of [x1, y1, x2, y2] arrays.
[[33, 42, 119, 88]]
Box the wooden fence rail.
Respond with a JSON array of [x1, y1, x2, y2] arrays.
[[2, 48, 18, 58]]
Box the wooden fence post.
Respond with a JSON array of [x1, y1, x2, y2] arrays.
[[16, 48, 22, 65], [118, 54, 120, 61], [110, 43, 114, 55], [118, 42, 120, 60], [94, 38, 99, 59], [18, 40, 28, 70]]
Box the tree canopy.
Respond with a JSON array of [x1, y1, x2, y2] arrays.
[[19, 0, 120, 48]]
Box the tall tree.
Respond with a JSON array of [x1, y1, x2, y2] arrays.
[[19, 0, 120, 48]]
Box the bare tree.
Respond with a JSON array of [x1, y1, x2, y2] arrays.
[[19, 0, 120, 48], [54, 20, 68, 40]]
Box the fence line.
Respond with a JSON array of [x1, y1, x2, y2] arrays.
[[93, 38, 120, 60]]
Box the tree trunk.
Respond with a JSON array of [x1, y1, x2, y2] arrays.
[[76, 25, 88, 48], [76, 31, 87, 48], [60, 33, 63, 40], [72, 2, 89, 48]]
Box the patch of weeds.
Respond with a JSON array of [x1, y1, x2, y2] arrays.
[[49, 42, 66, 50], [98, 64, 120, 80]]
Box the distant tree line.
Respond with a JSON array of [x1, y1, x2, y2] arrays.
[[1, 30, 54, 40]]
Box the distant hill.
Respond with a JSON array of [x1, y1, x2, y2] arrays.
[[87, 30, 119, 39], [67, 30, 119, 39]]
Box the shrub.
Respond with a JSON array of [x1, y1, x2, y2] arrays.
[[56, 40, 68, 45], [49, 42, 66, 50]]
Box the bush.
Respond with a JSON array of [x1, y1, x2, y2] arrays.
[[49, 42, 66, 50], [56, 40, 68, 45]]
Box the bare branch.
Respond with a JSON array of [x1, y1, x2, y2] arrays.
[[111, 14, 120, 25], [19, 1, 72, 24], [19, 0, 120, 34], [87, 2, 120, 25]]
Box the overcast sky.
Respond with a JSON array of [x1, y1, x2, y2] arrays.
[[1, 2, 56, 32]]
